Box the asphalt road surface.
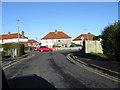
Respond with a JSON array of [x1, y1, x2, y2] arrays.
[[3, 51, 120, 88]]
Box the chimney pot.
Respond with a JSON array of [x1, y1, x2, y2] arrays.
[[55, 29, 58, 34], [8, 32, 11, 35], [22, 31, 24, 37]]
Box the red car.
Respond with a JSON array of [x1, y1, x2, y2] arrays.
[[34, 46, 53, 52]]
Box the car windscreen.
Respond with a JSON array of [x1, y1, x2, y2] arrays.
[[40, 46, 47, 48]]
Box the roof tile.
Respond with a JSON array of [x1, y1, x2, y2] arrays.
[[73, 34, 95, 41], [41, 31, 71, 39], [0, 33, 28, 40]]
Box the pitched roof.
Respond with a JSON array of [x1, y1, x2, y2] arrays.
[[41, 31, 71, 39], [73, 33, 95, 41], [0, 33, 28, 40], [28, 39, 38, 43]]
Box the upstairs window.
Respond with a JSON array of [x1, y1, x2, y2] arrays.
[[58, 40, 60, 42]]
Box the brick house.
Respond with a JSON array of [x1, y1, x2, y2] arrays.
[[41, 30, 71, 48], [73, 33, 95, 46]]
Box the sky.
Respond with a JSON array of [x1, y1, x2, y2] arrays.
[[2, 2, 118, 42]]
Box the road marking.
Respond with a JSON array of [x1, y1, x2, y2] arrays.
[[3, 54, 34, 70], [67, 54, 120, 82]]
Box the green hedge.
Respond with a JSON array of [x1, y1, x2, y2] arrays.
[[10, 43, 24, 57], [101, 22, 120, 61], [1, 44, 11, 50], [24, 46, 35, 51]]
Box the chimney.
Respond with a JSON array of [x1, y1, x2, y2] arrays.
[[88, 33, 91, 40], [54, 29, 58, 34], [8, 32, 11, 35], [22, 31, 24, 38]]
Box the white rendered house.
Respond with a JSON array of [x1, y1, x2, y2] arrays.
[[0, 31, 28, 47], [73, 33, 95, 46], [41, 30, 71, 48]]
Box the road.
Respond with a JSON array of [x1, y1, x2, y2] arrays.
[[3, 51, 120, 88]]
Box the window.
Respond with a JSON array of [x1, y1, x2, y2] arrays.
[[65, 44, 67, 47], [58, 40, 60, 42]]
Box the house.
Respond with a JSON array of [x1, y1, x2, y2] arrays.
[[0, 31, 28, 47], [41, 30, 71, 48], [73, 33, 95, 46], [28, 39, 39, 47]]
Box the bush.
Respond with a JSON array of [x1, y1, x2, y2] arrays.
[[101, 22, 120, 61], [93, 35, 102, 40], [70, 43, 82, 47]]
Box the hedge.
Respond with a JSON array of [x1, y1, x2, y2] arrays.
[[1, 44, 11, 50], [24, 46, 35, 51], [10, 43, 24, 57], [101, 22, 120, 61]]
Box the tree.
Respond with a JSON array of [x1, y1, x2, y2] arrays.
[[93, 35, 102, 40], [101, 22, 120, 61]]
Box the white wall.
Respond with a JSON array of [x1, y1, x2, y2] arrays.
[[41, 38, 71, 48], [0, 40, 3, 44], [41, 39, 54, 48], [73, 40, 83, 45], [0, 38, 28, 44], [55, 47, 82, 50], [84, 40, 103, 53]]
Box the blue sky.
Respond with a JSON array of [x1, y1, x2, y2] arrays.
[[2, 2, 118, 42]]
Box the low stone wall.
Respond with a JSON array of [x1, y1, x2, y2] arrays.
[[55, 47, 82, 50], [83, 40, 103, 53]]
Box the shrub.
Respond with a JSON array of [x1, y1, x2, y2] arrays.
[[101, 22, 120, 61], [70, 43, 76, 47], [70, 43, 81, 47]]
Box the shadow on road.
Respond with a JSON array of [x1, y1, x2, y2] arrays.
[[7, 74, 56, 88]]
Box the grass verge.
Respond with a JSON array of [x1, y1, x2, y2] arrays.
[[87, 52, 105, 57]]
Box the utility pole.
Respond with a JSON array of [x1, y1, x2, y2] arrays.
[[17, 19, 20, 43]]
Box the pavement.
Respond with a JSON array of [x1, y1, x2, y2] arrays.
[[1, 51, 32, 68], [69, 51, 120, 78]]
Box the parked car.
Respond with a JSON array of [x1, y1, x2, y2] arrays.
[[34, 46, 53, 52]]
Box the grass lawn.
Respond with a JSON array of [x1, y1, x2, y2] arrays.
[[88, 52, 105, 57]]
